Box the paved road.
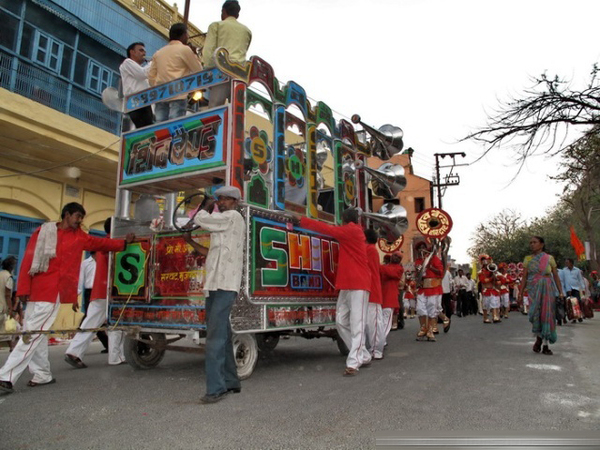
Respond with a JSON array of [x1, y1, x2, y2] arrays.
[[1, 312, 598, 449]]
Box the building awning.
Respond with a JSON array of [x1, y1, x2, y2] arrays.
[[31, 0, 125, 56]]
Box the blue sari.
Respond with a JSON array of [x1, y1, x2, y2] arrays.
[[525, 252, 558, 344]]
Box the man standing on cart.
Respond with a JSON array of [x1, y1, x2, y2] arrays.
[[183, 186, 245, 404]]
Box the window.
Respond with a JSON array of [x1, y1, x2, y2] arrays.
[[87, 60, 111, 93], [0, 10, 19, 52], [415, 197, 425, 213], [33, 30, 63, 72]]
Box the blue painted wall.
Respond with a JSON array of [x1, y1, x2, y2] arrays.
[[49, 0, 167, 56]]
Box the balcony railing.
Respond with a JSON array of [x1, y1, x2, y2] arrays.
[[0, 49, 121, 135], [129, 0, 206, 48]]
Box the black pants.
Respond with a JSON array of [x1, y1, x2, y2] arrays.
[[469, 292, 478, 315], [457, 289, 468, 316], [442, 293, 453, 318], [128, 106, 154, 128]]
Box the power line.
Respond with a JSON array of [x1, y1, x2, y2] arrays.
[[0, 138, 120, 179]]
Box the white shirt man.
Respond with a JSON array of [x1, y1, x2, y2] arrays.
[[184, 186, 245, 404], [120, 42, 153, 128]]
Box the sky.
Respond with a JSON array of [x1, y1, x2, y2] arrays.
[[190, 0, 600, 264]]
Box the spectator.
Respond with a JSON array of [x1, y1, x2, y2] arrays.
[[148, 23, 203, 121]]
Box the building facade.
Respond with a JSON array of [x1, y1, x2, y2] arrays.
[[0, 0, 204, 326]]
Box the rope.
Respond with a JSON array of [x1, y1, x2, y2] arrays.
[[0, 325, 138, 337]]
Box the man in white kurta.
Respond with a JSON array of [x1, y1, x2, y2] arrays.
[[184, 186, 245, 404]]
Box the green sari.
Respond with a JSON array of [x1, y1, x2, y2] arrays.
[[524, 252, 558, 344]]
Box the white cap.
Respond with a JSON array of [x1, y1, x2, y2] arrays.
[[213, 186, 241, 200]]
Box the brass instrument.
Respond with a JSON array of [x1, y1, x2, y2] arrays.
[[414, 208, 453, 288]]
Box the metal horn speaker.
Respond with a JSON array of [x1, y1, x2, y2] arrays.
[[351, 114, 404, 160], [361, 203, 408, 241], [355, 160, 407, 199]]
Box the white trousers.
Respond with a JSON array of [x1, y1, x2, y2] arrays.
[[417, 293, 440, 318], [0, 299, 61, 384], [500, 293, 510, 308], [336, 290, 371, 369], [483, 294, 500, 310], [65, 299, 125, 365], [373, 307, 393, 358], [364, 302, 381, 355]]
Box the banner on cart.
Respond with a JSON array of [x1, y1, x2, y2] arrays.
[[267, 305, 336, 329], [108, 304, 206, 329], [120, 107, 228, 186], [251, 216, 339, 297], [153, 232, 210, 299]]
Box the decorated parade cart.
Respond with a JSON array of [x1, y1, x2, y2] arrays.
[[107, 49, 408, 378]]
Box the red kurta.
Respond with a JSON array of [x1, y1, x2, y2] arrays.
[[365, 244, 383, 304], [17, 224, 126, 304], [299, 217, 370, 291], [479, 268, 499, 296], [497, 273, 510, 295], [90, 248, 109, 302], [380, 263, 404, 309], [416, 255, 444, 296]]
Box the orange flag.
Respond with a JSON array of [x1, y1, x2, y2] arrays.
[[570, 226, 586, 261]]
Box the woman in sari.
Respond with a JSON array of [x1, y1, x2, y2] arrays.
[[518, 236, 565, 355]]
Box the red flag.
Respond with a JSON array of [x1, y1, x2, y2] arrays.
[[570, 226, 586, 260]]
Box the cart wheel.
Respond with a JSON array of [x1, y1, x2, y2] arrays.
[[256, 333, 280, 352], [124, 333, 166, 370], [334, 331, 349, 356], [233, 333, 258, 380]]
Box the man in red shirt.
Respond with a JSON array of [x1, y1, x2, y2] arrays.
[[65, 218, 127, 368], [479, 254, 501, 323], [363, 229, 383, 360], [293, 208, 371, 376], [414, 241, 443, 341], [0, 204, 133, 394], [376, 252, 404, 357]]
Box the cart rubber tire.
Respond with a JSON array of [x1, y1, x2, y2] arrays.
[[124, 333, 166, 370], [335, 332, 349, 356], [233, 333, 258, 380], [256, 333, 280, 352]]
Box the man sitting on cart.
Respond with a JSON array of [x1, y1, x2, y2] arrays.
[[183, 186, 245, 404]]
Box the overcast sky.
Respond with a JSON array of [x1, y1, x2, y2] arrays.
[[191, 0, 600, 264]]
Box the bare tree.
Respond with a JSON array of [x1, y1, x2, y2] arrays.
[[554, 130, 600, 270], [464, 66, 600, 170]]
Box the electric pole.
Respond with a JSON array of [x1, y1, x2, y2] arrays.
[[433, 152, 467, 209]]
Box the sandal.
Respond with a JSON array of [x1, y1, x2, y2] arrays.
[[27, 378, 56, 387], [64, 354, 87, 369], [533, 337, 542, 353], [343, 367, 358, 377], [542, 345, 553, 355]]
